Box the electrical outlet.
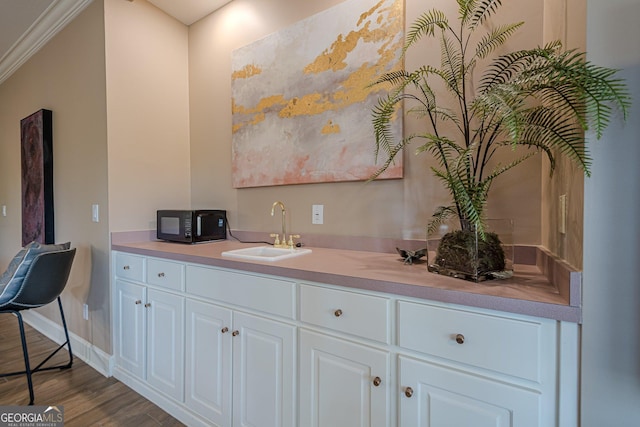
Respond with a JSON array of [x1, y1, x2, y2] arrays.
[[559, 194, 567, 234], [83, 304, 89, 320], [312, 204, 324, 225]]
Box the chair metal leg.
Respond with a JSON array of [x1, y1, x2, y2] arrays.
[[0, 298, 73, 405], [58, 296, 73, 367], [16, 312, 35, 405], [32, 297, 73, 372]]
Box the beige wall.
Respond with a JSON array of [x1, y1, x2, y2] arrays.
[[189, 0, 546, 244], [0, 0, 110, 351], [105, 0, 191, 232], [541, 0, 586, 269]]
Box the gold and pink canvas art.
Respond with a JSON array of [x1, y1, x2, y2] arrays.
[[231, 0, 404, 188]]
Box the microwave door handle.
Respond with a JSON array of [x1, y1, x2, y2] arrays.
[[196, 216, 202, 237]]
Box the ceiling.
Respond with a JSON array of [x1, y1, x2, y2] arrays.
[[0, 0, 232, 85]]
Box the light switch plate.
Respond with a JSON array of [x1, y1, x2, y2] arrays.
[[92, 204, 99, 223]]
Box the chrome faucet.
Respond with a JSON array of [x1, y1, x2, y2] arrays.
[[271, 201, 287, 247]]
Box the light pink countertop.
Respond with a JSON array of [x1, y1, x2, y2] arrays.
[[112, 234, 581, 323]]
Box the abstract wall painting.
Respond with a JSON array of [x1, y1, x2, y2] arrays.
[[20, 109, 54, 246], [231, 0, 404, 188]]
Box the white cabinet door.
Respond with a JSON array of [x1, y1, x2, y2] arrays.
[[185, 299, 233, 426], [398, 355, 540, 427], [146, 288, 185, 402], [115, 279, 146, 379], [232, 311, 296, 427], [299, 329, 390, 427]]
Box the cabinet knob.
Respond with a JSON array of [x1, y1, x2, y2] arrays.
[[334, 309, 343, 317], [455, 333, 465, 344], [221, 327, 229, 333], [404, 387, 414, 398], [157, 272, 165, 278], [123, 265, 130, 270], [232, 330, 239, 336], [144, 303, 151, 308], [134, 300, 142, 305], [372, 376, 382, 387]]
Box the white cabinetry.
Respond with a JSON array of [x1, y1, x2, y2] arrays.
[[115, 279, 145, 378], [112, 249, 577, 427], [298, 284, 391, 427], [398, 355, 539, 427], [185, 299, 232, 425], [146, 287, 184, 401], [232, 310, 295, 427], [113, 252, 297, 427], [185, 264, 296, 427], [114, 253, 185, 402], [396, 300, 559, 427], [299, 329, 390, 427], [184, 298, 296, 427]]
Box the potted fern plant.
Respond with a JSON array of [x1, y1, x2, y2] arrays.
[[370, 0, 630, 281]]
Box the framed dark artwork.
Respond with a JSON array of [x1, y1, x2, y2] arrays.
[[20, 109, 54, 246]]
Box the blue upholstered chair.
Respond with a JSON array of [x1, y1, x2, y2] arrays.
[[0, 242, 76, 405]]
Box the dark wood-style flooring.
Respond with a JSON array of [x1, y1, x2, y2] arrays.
[[0, 313, 185, 426]]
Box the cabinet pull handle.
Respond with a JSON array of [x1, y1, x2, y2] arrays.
[[404, 387, 414, 398], [372, 376, 382, 387], [134, 300, 142, 305], [232, 330, 239, 336], [144, 303, 151, 308], [455, 333, 465, 344], [334, 309, 343, 317], [157, 272, 165, 278], [221, 327, 229, 333], [123, 265, 130, 270]]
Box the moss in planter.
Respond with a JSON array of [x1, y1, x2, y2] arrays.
[[434, 229, 506, 278]]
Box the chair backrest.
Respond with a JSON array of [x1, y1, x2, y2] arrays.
[[1, 248, 76, 311]]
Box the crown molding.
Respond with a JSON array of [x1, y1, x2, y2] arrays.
[[0, 0, 94, 85]]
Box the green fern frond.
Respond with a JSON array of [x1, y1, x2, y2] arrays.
[[440, 35, 464, 95], [371, 94, 402, 159], [467, 0, 504, 30], [473, 85, 526, 142], [404, 10, 449, 56], [367, 70, 413, 89], [474, 22, 524, 60], [480, 49, 545, 92], [368, 136, 409, 181], [483, 152, 537, 183], [416, 135, 464, 163], [519, 107, 591, 174], [427, 205, 459, 235]]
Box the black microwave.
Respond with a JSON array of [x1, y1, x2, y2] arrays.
[[157, 210, 226, 243]]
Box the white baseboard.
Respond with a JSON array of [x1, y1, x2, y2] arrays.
[[113, 367, 212, 427], [21, 310, 114, 378]]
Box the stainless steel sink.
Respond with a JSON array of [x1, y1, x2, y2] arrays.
[[221, 246, 312, 262]]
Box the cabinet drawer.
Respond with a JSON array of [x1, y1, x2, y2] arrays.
[[299, 284, 390, 344], [114, 252, 145, 282], [397, 301, 547, 382], [186, 265, 296, 319], [147, 258, 185, 291]]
